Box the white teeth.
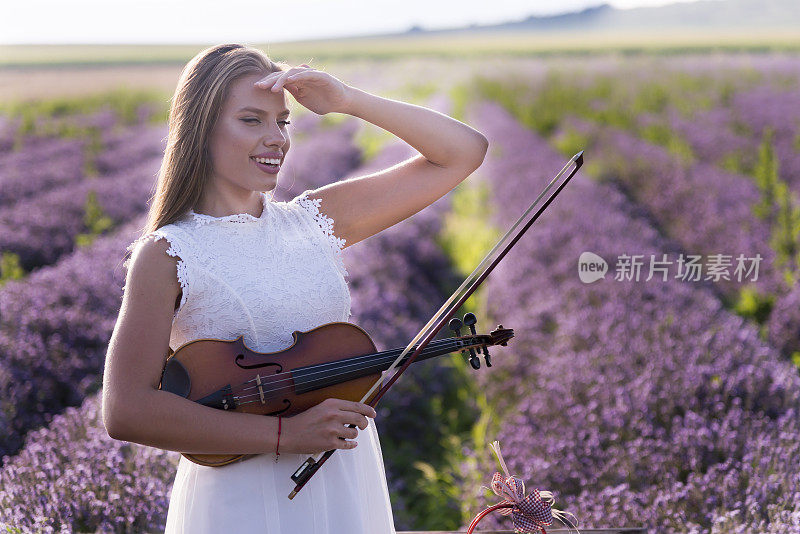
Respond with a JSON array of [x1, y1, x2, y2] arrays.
[[252, 157, 280, 165]]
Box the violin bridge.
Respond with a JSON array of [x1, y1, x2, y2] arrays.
[[256, 374, 266, 404]]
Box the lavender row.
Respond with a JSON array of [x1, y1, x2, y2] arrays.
[[557, 115, 781, 296], [458, 100, 800, 533], [0, 116, 361, 461], [0, 142, 164, 273], [635, 102, 800, 359], [0, 137, 88, 208], [728, 86, 800, 193], [0, 106, 169, 208], [0, 394, 178, 533], [557, 116, 800, 359]]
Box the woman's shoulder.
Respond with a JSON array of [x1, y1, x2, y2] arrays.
[[123, 223, 192, 271], [122, 231, 184, 300]]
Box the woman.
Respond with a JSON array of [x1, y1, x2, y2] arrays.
[[102, 43, 488, 533]]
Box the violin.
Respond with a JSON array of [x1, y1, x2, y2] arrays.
[[159, 315, 513, 467]]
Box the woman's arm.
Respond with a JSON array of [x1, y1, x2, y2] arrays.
[[341, 85, 488, 169], [261, 67, 489, 248], [103, 237, 374, 456], [102, 237, 282, 455]]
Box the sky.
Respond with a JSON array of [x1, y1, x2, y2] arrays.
[[1, 0, 707, 45]]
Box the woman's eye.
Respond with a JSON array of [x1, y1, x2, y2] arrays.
[[241, 118, 291, 126]]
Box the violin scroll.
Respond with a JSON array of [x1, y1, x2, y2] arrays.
[[448, 313, 514, 370]]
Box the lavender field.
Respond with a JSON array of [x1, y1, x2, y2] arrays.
[[0, 53, 798, 533]]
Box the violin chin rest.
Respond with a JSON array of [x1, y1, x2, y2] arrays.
[[161, 358, 191, 398]]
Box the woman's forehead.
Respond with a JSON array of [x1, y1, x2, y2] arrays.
[[224, 76, 288, 113]]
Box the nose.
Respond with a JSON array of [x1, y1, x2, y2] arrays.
[[262, 123, 288, 147]]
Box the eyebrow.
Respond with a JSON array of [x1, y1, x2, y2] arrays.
[[237, 106, 290, 116]]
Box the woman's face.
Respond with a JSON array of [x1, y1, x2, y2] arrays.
[[207, 72, 291, 195]]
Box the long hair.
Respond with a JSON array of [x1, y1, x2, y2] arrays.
[[141, 43, 289, 236]]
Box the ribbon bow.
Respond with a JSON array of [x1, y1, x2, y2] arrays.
[[467, 441, 579, 534], [490, 471, 552, 532]]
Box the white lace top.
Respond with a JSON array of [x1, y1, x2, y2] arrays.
[[126, 190, 351, 354], [124, 190, 396, 533]]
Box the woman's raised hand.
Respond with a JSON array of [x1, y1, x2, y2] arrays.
[[281, 398, 377, 455], [254, 64, 353, 116]]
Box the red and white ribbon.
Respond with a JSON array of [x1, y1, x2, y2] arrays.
[[466, 441, 579, 534]]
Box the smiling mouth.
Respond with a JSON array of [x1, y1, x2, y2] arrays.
[[250, 157, 281, 173]]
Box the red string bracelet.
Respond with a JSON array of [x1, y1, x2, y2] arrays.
[[275, 416, 282, 462]]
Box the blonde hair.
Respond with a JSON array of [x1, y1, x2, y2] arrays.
[[140, 43, 290, 236]]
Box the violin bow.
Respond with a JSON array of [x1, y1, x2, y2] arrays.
[[288, 150, 584, 499]]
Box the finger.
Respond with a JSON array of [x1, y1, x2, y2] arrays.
[[341, 426, 358, 440], [342, 414, 369, 430], [335, 399, 375, 418], [272, 69, 316, 91], [253, 70, 286, 87], [254, 67, 309, 88], [271, 69, 299, 91], [351, 401, 377, 418], [335, 436, 358, 449]]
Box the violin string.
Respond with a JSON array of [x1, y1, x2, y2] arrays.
[[230, 338, 468, 405], [232, 337, 463, 394], [234, 344, 450, 404], [234, 356, 399, 407]]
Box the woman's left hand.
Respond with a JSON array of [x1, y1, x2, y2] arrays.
[[254, 65, 353, 115]]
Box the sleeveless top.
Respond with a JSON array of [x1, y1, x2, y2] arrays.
[[124, 190, 396, 534], [126, 190, 351, 353]]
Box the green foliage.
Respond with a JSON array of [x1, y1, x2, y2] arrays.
[[449, 82, 479, 123], [732, 286, 775, 325], [753, 128, 779, 222], [0, 252, 25, 286], [353, 123, 394, 162], [318, 114, 345, 129], [385, 176, 507, 530], [0, 87, 168, 128], [410, 376, 505, 529], [400, 177, 512, 530], [770, 180, 800, 286], [398, 81, 439, 105], [437, 180, 502, 313], [731, 118, 753, 137], [82, 128, 104, 177], [75, 190, 114, 248], [639, 123, 695, 164], [633, 81, 670, 114], [792, 352, 800, 370], [750, 127, 800, 284], [1, 87, 169, 153], [553, 126, 590, 160], [718, 80, 737, 107], [720, 149, 754, 175]]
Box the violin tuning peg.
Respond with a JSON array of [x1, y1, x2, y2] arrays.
[[463, 313, 477, 327], [481, 346, 492, 367], [448, 317, 463, 335], [469, 353, 481, 370]]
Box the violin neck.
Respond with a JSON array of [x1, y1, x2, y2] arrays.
[[292, 337, 468, 395]]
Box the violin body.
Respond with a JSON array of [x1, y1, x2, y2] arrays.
[[159, 322, 382, 467], [159, 319, 513, 467]]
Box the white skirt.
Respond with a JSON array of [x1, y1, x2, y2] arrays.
[[164, 419, 396, 533]]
